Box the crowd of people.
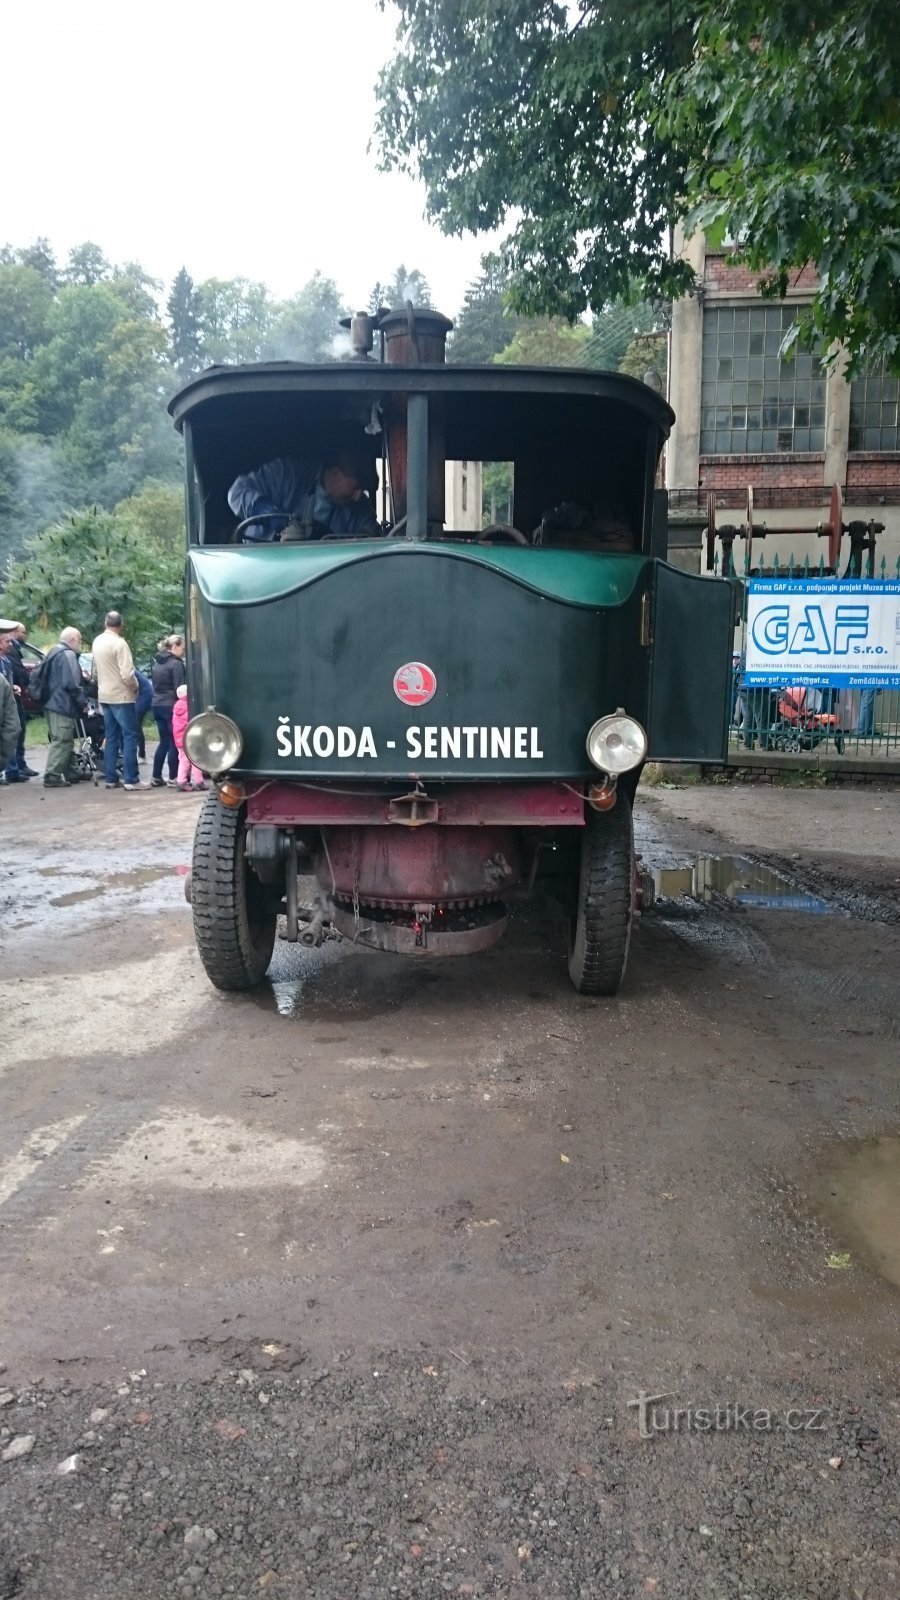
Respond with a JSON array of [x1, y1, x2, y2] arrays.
[[0, 611, 205, 797]]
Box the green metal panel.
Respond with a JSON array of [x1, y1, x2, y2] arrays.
[[189, 543, 647, 610], [647, 565, 734, 762], [187, 546, 652, 780]]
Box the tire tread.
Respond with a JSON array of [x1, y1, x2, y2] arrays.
[[191, 794, 276, 991]]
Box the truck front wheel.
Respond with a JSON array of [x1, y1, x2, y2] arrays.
[[567, 795, 635, 996], [191, 794, 277, 991]]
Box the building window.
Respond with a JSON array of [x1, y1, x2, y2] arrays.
[[700, 305, 826, 454], [849, 360, 900, 451]]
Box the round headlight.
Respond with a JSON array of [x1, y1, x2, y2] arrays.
[[183, 710, 243, 775], [586, 712, 647, 774]]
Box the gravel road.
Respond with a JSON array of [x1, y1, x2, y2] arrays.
[[0, 771, 898, 1599]]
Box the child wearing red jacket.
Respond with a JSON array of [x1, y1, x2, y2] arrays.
[[171, 685, 206, 791]]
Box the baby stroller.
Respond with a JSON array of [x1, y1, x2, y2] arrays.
[[771, 686, 845, 754], [73, 698, 104, 784]]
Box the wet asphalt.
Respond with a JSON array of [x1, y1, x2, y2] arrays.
[[1, 765, 899, 1599]]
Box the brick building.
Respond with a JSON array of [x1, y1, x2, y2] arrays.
[[667, 232, 900, 569]]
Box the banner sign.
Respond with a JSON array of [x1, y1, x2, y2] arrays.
[[744, 579, 900, 688]]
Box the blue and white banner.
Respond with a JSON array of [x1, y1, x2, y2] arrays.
[[744, 579, 900, 688]]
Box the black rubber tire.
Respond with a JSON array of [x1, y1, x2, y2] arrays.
[[191, 794, 277, 991], [567, 794, 635, 996]]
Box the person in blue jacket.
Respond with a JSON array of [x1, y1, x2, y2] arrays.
[[228, 446, 379, 543]]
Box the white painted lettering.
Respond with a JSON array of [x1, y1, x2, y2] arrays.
[[312, 726, 335, 757], [337, 726, 355, 756], [276, 720, 292, 757], [440, 727, 461, 758], [358, 726, 377, 758], [294, 725, 312, 757], [479, 728, 488, 759], [462, 727, 478, 758], [514, 727, 528, 758], [491, 728, 511, 758], [407, 727, 422, 758], [424, 726, 438, 758], [530, 727, 544, 757]]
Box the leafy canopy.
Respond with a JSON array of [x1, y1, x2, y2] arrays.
[[1, 506, 184, 659], [376, 0, 900, 371]]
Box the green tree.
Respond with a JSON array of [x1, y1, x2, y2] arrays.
[[266, 272, 347, 361], [115, 480, 185, 553], [64, 241, 112, 287], [1, 507, 183, 657], [0, 262, 55, 433], [377, 0, 900, 371], [0, 238, 59, 287], [195, 277, 273, 364], [370, 266, 432, 310], [168, 267, 204, 379], [30, 280, 176, 498], [617, 333, 668, 385], [493, 317, 594, 366], [448, 257, 522, 364]]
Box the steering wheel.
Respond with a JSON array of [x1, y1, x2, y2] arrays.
[[234, 511, 290, 540], [477, 522, 529, 546]]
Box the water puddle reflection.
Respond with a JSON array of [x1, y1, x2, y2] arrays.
[[820, 1137, 900, 1290], [649, 855, 837, 914]]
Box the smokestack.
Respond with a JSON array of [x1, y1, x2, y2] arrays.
[[381, 304, 453, 366]]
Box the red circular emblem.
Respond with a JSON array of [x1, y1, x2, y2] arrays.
[[393, 661, 437, 706]]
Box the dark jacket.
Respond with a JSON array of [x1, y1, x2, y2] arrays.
[[0, 675, 19, 761], [44, 643, 87, 719], [7, 638, 29, 690], [151, 650, 185, 709]]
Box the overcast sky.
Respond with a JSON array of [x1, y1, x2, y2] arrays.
[[3, 0, 492, 318]]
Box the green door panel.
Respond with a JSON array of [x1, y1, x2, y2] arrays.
[[647, 565, 734, 762]]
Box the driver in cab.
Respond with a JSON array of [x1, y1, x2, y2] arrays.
[[228, 446, 379, 543]]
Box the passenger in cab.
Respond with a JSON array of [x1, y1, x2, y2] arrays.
[[228, 446, 379, 543], [534, 500, 636, 551]]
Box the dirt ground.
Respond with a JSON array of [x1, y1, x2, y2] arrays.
[[0, 765, 899, 1599]]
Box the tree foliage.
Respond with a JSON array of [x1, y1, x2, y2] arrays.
[[168, 268, 204, 379], [448, 257, 523, 364], [369, 265, 433, 311], [377, 0, 900, 371], [1, 506, 184, 657]]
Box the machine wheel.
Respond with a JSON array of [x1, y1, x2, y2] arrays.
[[567, 794, 635, 996], [191, 794, 277, 991]]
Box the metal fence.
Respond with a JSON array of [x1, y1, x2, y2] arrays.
[[720, 550, 900, 764]]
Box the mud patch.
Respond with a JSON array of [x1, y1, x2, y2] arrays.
[[49, 866, 179, 907], [81, 1108, 327, 1192], [0, 949, 212, 1069]]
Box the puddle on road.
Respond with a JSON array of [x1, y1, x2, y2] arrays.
[[49, 865, 179, 907], [650, 855, 836, 914], [820, 1137, 900, 1290]]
